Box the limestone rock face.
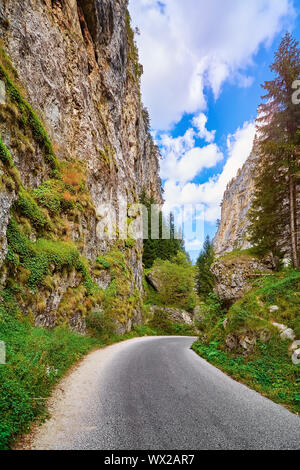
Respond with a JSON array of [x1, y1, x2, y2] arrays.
[[213, 147, 300, 261], [211, 254, 275, 304], [0, 186, 17, 268], [213, 152, 258, 257], [0, 0, 162, 332]]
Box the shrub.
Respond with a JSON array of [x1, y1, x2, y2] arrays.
[[148, 256, 197, 312], [148, 308, 196, 336], [6, 219, 88, 289], [86, 311, 116, 337]]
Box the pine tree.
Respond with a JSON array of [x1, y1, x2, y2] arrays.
[[249, 32, 300, 266], [141, 194, 184, 268], [196, 236, 215, 298]]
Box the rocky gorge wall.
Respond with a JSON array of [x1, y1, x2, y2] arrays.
[[213, 151, 258, 257], [213, 148, 300, 262], [0, 0, 162, 333]]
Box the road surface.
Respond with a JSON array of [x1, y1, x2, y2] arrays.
[[21, 336, 300, 450]]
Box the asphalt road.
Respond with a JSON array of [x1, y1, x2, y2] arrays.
[[25, 336, 300, 450]]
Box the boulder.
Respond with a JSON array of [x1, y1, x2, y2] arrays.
[[259, 330, 272, 343], [272, 322, 296, 342], [149, 306, 194, 325], [290, 341, 300, 352], [226, 333, 238, 350], [193, 304, 206, 322], [280, 328, 296, 341], [272, 322, 287, 333], [145, 271, 163, 292], [292, 349, 300, 364], [211, 254, 275, 304], [239, 333, 256, 354], [226, 330, 261, 354]]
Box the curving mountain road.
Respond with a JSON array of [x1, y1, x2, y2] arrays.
[[21, 336, 300, 450]]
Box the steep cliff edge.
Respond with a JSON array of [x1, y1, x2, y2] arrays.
[[0, 0, 162, 334]]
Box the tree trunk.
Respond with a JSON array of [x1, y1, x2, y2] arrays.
[[289, 175, 299, 268]]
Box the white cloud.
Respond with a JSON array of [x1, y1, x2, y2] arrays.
[[162, 121, 256, 222], [129, 0, 295, 130], [192, 113, 216, 143], [160, 144, 223, 184], [158, 113, 219, 183]]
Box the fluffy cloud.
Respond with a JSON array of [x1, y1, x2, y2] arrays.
[[129, 0, 295, 130], [159, 117, 222, 184], [162, 121, 256, 222], [192, 113, 216, 143]]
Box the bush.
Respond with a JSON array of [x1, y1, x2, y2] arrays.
[[86, 311, 116, 337], [32, 180, 63, 213], [147, 255, 197, 312], [148, 308, 196, 336], [6, 219, 88, 289]]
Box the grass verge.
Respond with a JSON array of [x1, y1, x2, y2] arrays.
[[192, 338, 300, 414], [192, 269, 300, 415], [0, 309, 195, 450]]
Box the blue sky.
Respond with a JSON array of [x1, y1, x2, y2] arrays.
[[130, 0, 300, 261]]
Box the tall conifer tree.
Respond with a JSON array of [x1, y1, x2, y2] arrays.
[[249, 32, 300, 266], [196, 236, 214, 298]]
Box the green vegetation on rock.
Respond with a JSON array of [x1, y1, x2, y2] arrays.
[[0, 50, 59, 171]]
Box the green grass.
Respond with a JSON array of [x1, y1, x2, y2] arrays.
[[192, 338, 300, 414], [15, 189, 51, 230], [0, 138, 14, 168], [193, 269, 300, 414], [6, 218, 100, 294], [219, 247, 260, 261], [0, 306, 96, 450], [6, 219, 82, 289]]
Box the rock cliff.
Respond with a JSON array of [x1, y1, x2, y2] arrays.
[[0, 0, 162, 333], [214, 146, 300, 261], [213, 151, 258, 257]]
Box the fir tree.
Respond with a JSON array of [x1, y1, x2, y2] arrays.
[[249, 32, 300, 266], [196, 236, 215, 298], [141, 193, 184, 268]]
